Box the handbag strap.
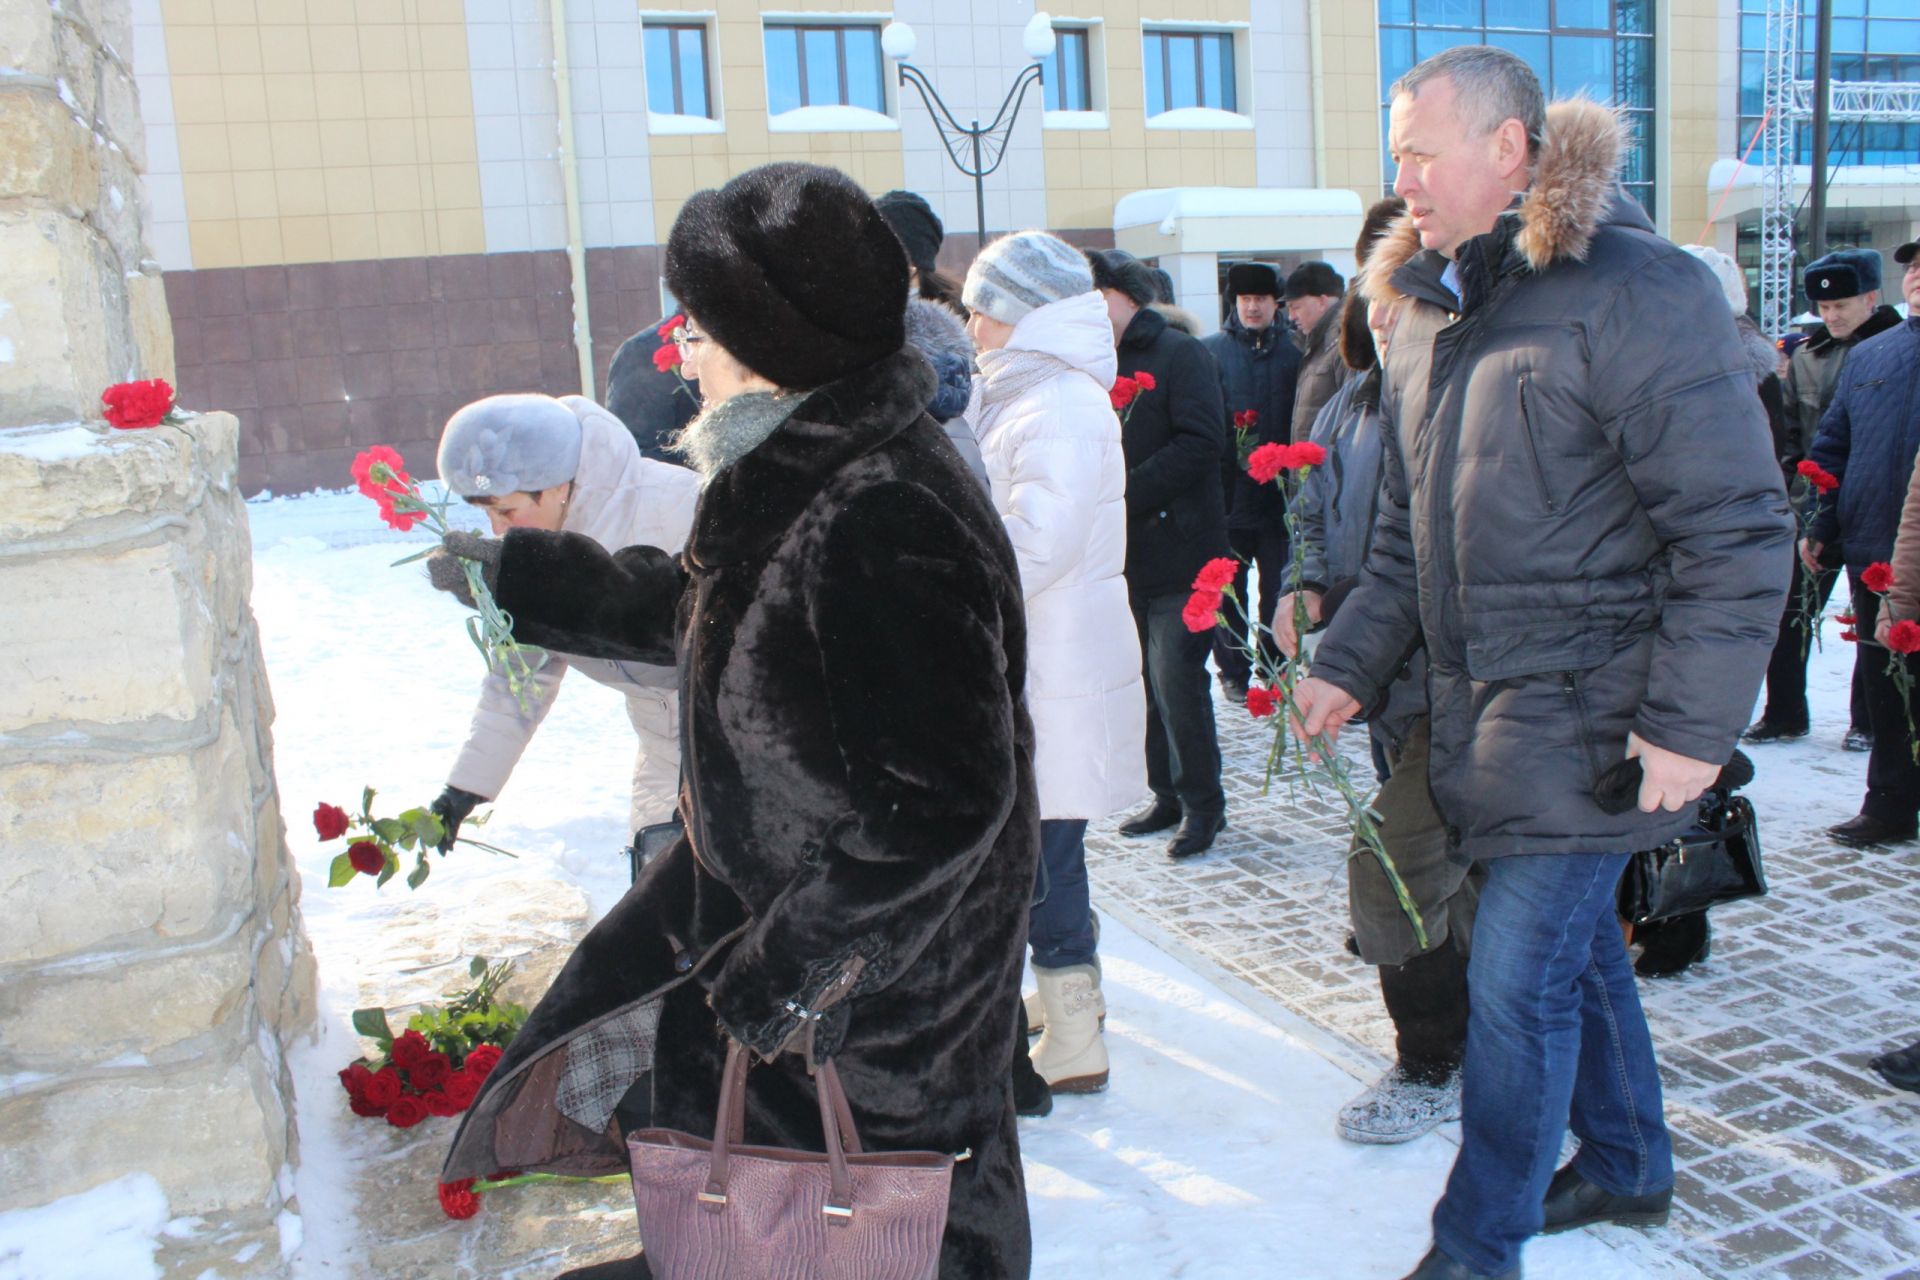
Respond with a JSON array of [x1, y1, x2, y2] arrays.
[[699, 1039, 751, 1210], [698, 1041, 868, 1223]]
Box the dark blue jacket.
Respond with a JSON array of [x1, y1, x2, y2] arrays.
[[1201, 310, 1300, 531], [1809, 318, 1920, 571]]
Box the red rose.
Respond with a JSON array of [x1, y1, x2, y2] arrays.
[[313, 802, 350, 841], [1287, 441, 1328, 470], [411, 1051, 453, 1090], [338, 1062, 372, 1096], [1863, 562, 1895, 594], [385, 1094, 428, 1128], [1796, 460, 1840, 494], [1182, 589, 1222, 634], [1192, 557, 1239, 594], [463, 1044, 504, 1078], [1133, 371, 1156, 392], [1233, 409, 1258, 430], [347, 840, 384, 876], [1842, 629, 1860, 643], [102, 379, 176, 429], [438, 1179, 481, 1220], [1247, 442, 1288, 485], [443, 1069, 481, 1109], [1245, 686, 1278, 719], [349, 1094, 388, 1118], [1888, 620, 1920, 654], [363, 1066, 402, 1109], [1108, 375, 1139, 411], [390, 1030, 431, 1071], [652, 343, 681, 374], [351, 446, 411, 502], [425, 1089, 464, 1117]]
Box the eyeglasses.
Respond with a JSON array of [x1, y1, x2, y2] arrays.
[[673, 326, 709, 354]]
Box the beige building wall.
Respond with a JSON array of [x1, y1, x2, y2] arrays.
[[1316, 2, 1381, 206], [1665, 0, 1728, 246], [159, 0, 485, 267]]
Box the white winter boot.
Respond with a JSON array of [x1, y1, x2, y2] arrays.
[[1031, 964, 1109, 1093]]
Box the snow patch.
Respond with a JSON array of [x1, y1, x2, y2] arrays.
[[0, 425, 107, 462], [648, 111, 725, 135], [0, 1174, 169, 1280], [1044, 109, 1110, 131], [767, 104, 899, 133], [1144, 106, 1253, 131]]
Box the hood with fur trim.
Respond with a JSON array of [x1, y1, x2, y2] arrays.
[[1361, 98, 1628, 309]]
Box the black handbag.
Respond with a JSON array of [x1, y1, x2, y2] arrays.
[[1618, 794, 1767, 926]]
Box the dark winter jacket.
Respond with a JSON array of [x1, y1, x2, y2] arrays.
[[605, 317, 700, 461], [905, 295, 987, 486], [1784, 304, 1903, 466], [1314, 99, 1793, 861], [1200, 310, 1299, 533], [1289, 369, 1381, 599], [443, 348, 1041, 1280], [1290, 304, 1345, 445], [1118, 305, 1231, 598], [1808, 317, 1920, 572]]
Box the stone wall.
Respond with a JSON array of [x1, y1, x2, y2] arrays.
[[0, 1, 315, 1275]]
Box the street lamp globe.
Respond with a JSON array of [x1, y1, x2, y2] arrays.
[[1023, 12, 1056, 61], [882, 21, 917, 61]]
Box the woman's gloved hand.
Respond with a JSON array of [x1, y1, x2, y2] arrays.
[[426, 532, 503, 607], [428, 785, 488, 852]]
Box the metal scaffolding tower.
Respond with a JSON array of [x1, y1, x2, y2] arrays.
[[1759, 0, 1920, 336]]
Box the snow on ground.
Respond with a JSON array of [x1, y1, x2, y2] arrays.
[[0, 1174, 172, 1280], [251, 489, 1675, 1279]]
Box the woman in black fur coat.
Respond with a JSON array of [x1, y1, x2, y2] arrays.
[[439, 163, 1040, 1280]]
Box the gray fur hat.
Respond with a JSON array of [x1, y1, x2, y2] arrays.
[[964, 231, 1095, 326], [437, 394, 583, 497]]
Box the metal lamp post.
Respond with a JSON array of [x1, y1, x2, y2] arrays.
[[883, 14, 1055, 250]]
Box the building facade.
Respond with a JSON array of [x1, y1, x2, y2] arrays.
[[127, 0, 1918, 495]]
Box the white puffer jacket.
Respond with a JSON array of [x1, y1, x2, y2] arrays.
[[446, 397, 700, 831], [966, 290, 1148, 821]]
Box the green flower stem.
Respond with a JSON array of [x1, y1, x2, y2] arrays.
[[1792, 507, 1825, 661], [471, 1172, 631, 1193], [453, 836, 519, 859]]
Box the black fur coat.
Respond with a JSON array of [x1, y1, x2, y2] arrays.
[[442, 348, 1040, 1280]]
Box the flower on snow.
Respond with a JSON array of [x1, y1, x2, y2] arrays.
[[438, 1179, 481, 1220], [102, 379, 177, 429]]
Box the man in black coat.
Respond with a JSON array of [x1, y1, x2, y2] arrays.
[[604, 317, 699, 461], [1292, 49, 1791, 1280], [1200, 261, 1299, 703], [1089, 248, 1230, 859]]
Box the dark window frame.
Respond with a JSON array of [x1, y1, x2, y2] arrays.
[[1046, 25, 1094, 112], [643, 22, 713, 119], [764, 22, 887, 113]]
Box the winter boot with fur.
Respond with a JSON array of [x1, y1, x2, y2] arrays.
[[1031, 963, 1109, 1093]]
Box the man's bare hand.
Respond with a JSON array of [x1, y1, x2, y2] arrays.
[[1799, 537, 1824, 576], [1271, 590, 1324, 658], [1626, 732, 1719, 814], [1289, 676, 1362, 749]]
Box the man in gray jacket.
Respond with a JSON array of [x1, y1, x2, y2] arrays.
[[1291, 47, 1792, 1280]]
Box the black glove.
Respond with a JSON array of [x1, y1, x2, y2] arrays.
[[427, 531, 503, 604], [429, 786, 487, 852]]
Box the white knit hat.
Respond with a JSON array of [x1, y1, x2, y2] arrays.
[[437, 394, 584, 497], [1679, 244, 1747, 315], [963, 231, 1095, 327]]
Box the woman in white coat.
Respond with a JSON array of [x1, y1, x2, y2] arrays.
[[425, 393, 701, 865], [963, 232, 1149, 1092]]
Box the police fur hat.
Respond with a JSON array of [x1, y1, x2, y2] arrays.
[[665, 162, 909, 390], [1224, 261, 1282, 299], [1804, 248, 1882, 302], [1086, 248, 1158, 306]]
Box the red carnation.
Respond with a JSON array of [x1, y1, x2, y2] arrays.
[[347, 840, 384, 876], [313, 802, 350, 841], [411, 1051, 453, 1090], [102, 379, 176, 429], [425, 1089, 464, 1118], [378, 502, 427, 533], [1863, 562, 1895, 594], [385, 1094, 429, 1129], [1287, 441, 1328, 469], [463, 1044, 504, 1078], [363, 1066, 402, 1109], [351, 446, 410, 502], [1842, 629, 1860, 643], [1245, 686, 1278, 719], [1888, 620, 1920, 654], [1132, 371, 1156, 392], [1192, 557, 1239, 593], [1836, 613, 1857, 626], [1109, 375, 1140, 411], [659, 314, 685, 338], [438, 1179, 481, 1220], [1796, 460, 1840, 494], [443, 1068, 481, 1109], [1182, 589, 1222, 634], [1247, 442, 1288, 485], [652, 343, 681, 374], [1233, 409, 1258, 430]]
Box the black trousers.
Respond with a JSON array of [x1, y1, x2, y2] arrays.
[[1851, 579, 1920, 824], [1134, 593, 1226, 816], [1760, 554, 1868, 732], [1212, 524, 1289, 686]]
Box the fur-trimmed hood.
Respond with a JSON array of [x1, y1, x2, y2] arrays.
[[1734, 314, 1781, 386], [1151, 302, 1203, 336], [1361, 98, 1629, 307]]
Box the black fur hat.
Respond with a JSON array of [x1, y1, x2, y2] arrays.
[[1224, 261, 1282, 299], [665, 163, 909, 390], [1285, 261, 1345, 300], [1086, 248, 1158, 306], [875, 189, 944, 273]]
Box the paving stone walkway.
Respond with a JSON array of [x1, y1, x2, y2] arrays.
[[1086, 689, 1920, 1280]]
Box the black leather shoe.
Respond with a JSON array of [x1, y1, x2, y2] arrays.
[[1166, 809, 1226, 859], [1219, 674, 1249, 703], [1397, 1246, 1517, 1280], [1827, 813, 1918, 848], [1843, 728, 1874, 752], [1118, 797, 1182, 837], [1634, 912, 1710, 978], [1740, 719, 1807, 743], [1868, 1037, 1920, 1094], [1540, 1164, 1672, 1235]]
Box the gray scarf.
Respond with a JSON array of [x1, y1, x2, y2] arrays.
[[670, 391, 803, 484]]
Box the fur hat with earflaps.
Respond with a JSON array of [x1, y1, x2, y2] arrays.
[[665, 163, 909, 391]]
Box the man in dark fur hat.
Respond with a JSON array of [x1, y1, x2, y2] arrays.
[[438, 162, 1040, 1280], [1284, 260, 1346, 444]]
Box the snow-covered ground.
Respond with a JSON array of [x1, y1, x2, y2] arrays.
[[122, 489, 1682, 1278]]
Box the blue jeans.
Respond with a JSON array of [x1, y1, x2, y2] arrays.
[[1432, 851, 1673, 1275], [1029, 819, 1095, 968]]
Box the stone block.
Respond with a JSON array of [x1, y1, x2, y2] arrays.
[[127, 271, 177, 385], [54, 21, 98, 124], [0, 710, 255, 966], [0, 87, 99, 211], [97, 59, 144, 170], [0, 211, 118, 429], [0, 539, 220, 733], [0, 410, 237, 544], [95, 144, 146, 272], [0, 3, 60, 78]]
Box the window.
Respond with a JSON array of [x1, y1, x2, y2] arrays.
[[1736, 0, 1920, 167], [1144, 29, 1237, 117], [763, 23, 886, 116], [1378, 1, 1655, 216], [1045, 26, 1093, 112], [643, 23, 713, 119]]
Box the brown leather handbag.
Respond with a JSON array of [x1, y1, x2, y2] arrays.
[[626, 1039, 956, 1279]]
